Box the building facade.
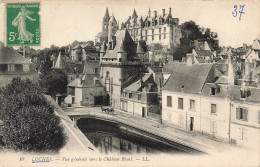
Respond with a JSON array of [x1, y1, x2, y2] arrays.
[[122, 8, 182, 49], [0, 42, 39, 88]]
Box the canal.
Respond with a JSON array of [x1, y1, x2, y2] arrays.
[[77, 118, 202, 155]]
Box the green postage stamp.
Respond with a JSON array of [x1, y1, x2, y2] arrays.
[[6, 3, 40, 46]]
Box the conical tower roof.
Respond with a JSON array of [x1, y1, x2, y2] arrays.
[[132, 9, 138, 19], [54, 52, 67, 70], [103, 7, 110, 21], [136, 41, 144, 54]]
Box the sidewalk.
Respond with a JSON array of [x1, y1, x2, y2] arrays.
[[64, 106, 237, 155]]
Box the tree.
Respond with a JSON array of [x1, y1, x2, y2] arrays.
[[39, 69, 68, 98], [172, 20, 219, 61], [0, 77, 67, 152]]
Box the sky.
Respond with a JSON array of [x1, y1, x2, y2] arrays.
[[0, 0, 260, 49]]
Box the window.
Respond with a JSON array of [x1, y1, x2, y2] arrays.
[[94, 79, 100, 86], [152, 29, 154, 41], [123, 92, 127, 97], [106, 71, 109, 79], [23, 64, 29, 71], [164, 33, 166, 39], [167, 96, 172, 107], [211, 87, 216, 95], [178, 98, 183, 109], [138, 94, 141, 100], [190, 100, 195, 110], [136, 29, 138, 35], [159, 28, 161, 34], [236, 107, 248, 121], [92, 68, 98, 73], [164, 27, 166, 32], [211, 85, 220, 95], [129, 93, 132, 98], [211, 104, 217, 115], [8, 64, 15, 71], [210, 121, 217, 133], [240, 89, 251, 98]]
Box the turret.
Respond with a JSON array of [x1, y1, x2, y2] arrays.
[[148, 8, 151, 18]]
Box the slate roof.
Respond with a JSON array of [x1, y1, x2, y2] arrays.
[[102, 29, 135, 59], [162, 63, 213, 93], [54, 52, 74, 73], [68, 74, 102, 88], [194, 50, 214, 57], [124, 73, 153, 92], [82, 60, 100, 74], [0, 43, 31, 64], [162, 61, 179, 73]]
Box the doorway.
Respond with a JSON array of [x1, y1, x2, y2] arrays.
[[142, 107, 146, 118], [190, 117, 194, 131]]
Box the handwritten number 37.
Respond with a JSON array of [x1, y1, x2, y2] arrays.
[[232, 5, 245, 21]]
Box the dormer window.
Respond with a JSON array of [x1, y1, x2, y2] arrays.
[[92, 68, 98, 73], [240, 87, 251, 99], [23, 64, 29, 72], [210, 85, 220, 95], [8, 64, 15, 71], [94, 79, 100, 86]]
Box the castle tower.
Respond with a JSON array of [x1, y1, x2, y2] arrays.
[[100, 29, 144, 109]]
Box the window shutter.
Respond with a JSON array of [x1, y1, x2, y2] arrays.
[[236, 108, 240, 120], [243, 108, 248, 121]]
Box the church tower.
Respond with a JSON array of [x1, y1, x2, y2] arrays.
[[102, 7, 110, 32]]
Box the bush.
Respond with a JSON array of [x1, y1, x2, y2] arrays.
[[0, 77, 67, 152]]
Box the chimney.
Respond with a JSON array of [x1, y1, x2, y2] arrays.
[[148, 8, 151, 17], [153, 10, 157, 18], [169, 8, 172, 15], [162, 9, 165, 16], [186, 53, 193, 66]]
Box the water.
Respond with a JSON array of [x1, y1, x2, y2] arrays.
[[77, 118, 187, 155]]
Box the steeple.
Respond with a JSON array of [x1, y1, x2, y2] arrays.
[[54, 52, 67, 70], [132, 9, 138, 19], [103, 7, 110, 21]]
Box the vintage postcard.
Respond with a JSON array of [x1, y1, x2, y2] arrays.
[[0, 0, 260, 166]]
